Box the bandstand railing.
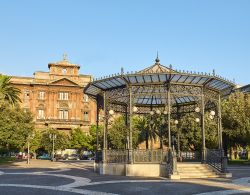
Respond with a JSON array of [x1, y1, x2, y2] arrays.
[[180, 151, 201, 162], [95, 149, 168, 164], [133, 149, 168, 164], [206, 149, 228, 173], [106, 150, 129, 163]]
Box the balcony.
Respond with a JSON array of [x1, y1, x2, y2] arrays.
[[36, 118, 89, 125]]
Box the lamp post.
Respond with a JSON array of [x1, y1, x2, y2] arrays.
[[174, 119, 180, 159], [208, 110, 221, 148], [27, 133, 35, 165], [49, 133, 57, 161], [195, 106, 205, 162]]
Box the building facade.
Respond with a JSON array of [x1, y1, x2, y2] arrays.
[[10, 55, 96, 134], [236, 84, 250, 94]]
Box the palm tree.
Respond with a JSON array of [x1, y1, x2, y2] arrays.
[[136, 116, 159, 149], [0, 75, 21, 105]]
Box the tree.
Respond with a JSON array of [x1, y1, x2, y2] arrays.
[[0, 103, 34, 153], [69, 128, 92, 153], [108, 116, 127, 149], [108, 116, 140, 149], [178, 112, 218, 151], [222, 92, 250, 157], [28, 130, 43, 157], [0, 75, 21, 105], [89, 124, 104, 151], [40, 128, 69, 154]]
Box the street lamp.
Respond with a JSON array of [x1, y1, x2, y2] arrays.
[[195, 107, 200, 113], [133, 106, 138, 113], [210, 110, 216, 116], [156, 109, 161, 115], [195, 118, 200, 123], [195, 107, 201, 123], [27, 133, 35, 165], [49, 133, 57, 161], [149, 110, 154, 115], [109, 109, 115, 115]]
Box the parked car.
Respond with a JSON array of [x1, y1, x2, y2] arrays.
[[63, 154, 80, 160], [80, 155, 89, 160], [88, 156, 95, 160], [16, 153, 28, 159], [54, 154, 63, 161], [37, 154, 51, 160]]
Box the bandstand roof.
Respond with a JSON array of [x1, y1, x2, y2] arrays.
[[84, 57, 235, 106]]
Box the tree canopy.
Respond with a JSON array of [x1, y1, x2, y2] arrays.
[[0, 75, 21, 105], [0, 103, 34, 152], [222, 92, 250, 149]]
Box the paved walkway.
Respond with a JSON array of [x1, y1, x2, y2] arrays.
[[1, 159, 68, 169], [1, 161, 250, 194]]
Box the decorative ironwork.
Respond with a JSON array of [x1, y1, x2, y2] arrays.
[[106, 150, 128, 163], [106, 88, 129, 101], [206, 149, 222, 172], [170, 85, 202, 97], [179, 151, 201, 162], [204, 88, 219, 102], [133, 149, 168, 164]]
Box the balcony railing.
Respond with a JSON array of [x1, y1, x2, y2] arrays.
[[36, 118, 86, 124]]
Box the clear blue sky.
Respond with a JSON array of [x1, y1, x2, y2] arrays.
[[0, 0, 249, 85]]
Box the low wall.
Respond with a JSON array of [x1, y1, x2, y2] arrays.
[[95, 163, 167, 177]]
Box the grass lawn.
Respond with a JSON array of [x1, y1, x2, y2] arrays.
[[228, 159, 250, 165], [0, 157, 16, 165]]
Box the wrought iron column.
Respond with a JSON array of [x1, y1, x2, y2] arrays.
[[177, 106, 181, 159], [201, 87, 206, 163], [96, 98, 99, 150], [129, 86, 133, 163], [103, 92, 107, 163], [125, 106, 129, 149], [218, 94, 223, 149], [167, 84, 171, 149]]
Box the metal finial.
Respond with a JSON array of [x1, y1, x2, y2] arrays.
[[63, 53, 68, 61], [121, 67, 124, 75], [155, 51, 160, 64], [212, 69, 215, 76]]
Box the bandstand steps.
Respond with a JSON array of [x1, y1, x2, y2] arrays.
[[177, 163, 220, 179]]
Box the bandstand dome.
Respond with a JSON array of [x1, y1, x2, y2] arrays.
[[84, 57, 235, 106]]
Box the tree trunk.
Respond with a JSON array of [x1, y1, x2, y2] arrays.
[[150, 138, 153, 150]]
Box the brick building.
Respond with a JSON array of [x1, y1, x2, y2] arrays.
[[10, 55, 96, 134]]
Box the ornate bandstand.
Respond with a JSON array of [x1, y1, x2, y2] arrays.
[[84, 56, 235, 179]]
